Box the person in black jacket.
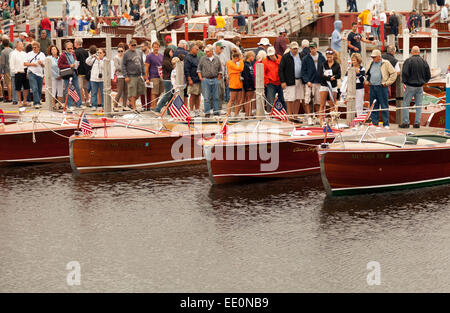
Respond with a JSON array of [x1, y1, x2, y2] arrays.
[[318, 48, 341, 126], [74, 38, 89, 106], [242, 50, 256, 117], [400, 46, 431, 129], [184, 43, 201, 116], [279, 41, 305, 119], [301, 42, 325, 123]]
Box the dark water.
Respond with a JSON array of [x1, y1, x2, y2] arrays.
[[1, 163, 449, 292]]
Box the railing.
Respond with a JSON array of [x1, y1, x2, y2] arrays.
[[134, 3, 174, 37], [252, 0, 317, 35], [101, 26, 136, 36]]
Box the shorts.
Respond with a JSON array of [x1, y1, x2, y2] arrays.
[[320, 86, 338, 93], [229, 88, 242, 92], [363, 25, 371, 33], [283, 79, 304, 102], [187, 82, 202, 95], [238, 26, 245, 33], [14, 73, 29, 91], [127, 76, 146, 98], [52, 78, 64, 97], [304, 83, 320, 105], [3, 72, 11, 86], [150, 77, 164, 95], [78, 75, 88, 89], [429, 0, 436, 4]]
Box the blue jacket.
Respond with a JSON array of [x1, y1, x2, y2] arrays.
[[184, 53, 200, 83], [300, 52, 326, 84]]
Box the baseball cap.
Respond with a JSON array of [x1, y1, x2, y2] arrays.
[[258, 38, 270, 46], [290, 41, 299, 49], [20, 32, 28, 38], [279, 27, 287, 34], [216, 42, 224, 48], [216, 32, 225, 38], [309, 41, 317, 48], [371, 49, 381, 57], [267, 47, 276, 56], [164, 35, 172, 43]]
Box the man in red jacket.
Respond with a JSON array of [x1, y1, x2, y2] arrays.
[[262, 47, 285, 111], [40, 13, 52, 38]]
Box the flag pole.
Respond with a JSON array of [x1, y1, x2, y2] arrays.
[[159, 94, 177, 117]]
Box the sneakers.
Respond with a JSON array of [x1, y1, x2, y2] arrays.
[[34, 105, 41, 109], [113, 107, 119, 112], [413, 123, 420, 128], [123, 107, 131, 111], [80, 105, 87, 109], [307, 117, 313, 126], [398, 123, 410, 128], [384, 125, 390, 129]]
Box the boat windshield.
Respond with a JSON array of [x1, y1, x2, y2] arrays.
[[228, 119, 295, 135], [333, 126, 414, 147]]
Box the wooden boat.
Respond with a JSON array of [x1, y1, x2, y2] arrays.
[[203, 119, 340, 184], [70, 122, 220, 174], [319, 126, 450, 196], [0, 112, 115, 166]]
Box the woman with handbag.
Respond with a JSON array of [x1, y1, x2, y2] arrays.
[[47, 45, 64, 110], [86, 48, 106, 111], [57, 41, 83, 111]]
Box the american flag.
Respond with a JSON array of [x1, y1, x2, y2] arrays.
[[80, 113, 93, 135], [350, 112, 370, 127], [68, 83, 80, 103], [270, 98, 288, 121], [169, 95, 191, 121], [220, 116, 229, 135]]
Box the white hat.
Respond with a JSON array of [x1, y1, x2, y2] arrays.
[[371, 49, 382, 57], [258, 38, 270, 46], [20, 32, 28, 38], [216, 31, 225, 38], [279, 27, 287, 34], [267, 47, 276, 56]]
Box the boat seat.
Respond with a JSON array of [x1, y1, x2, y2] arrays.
[[410, 135, 450, 144]]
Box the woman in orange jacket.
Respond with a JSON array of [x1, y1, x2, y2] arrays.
[[226, 49, 244, 116]]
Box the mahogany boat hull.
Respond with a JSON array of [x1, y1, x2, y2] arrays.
[[204, 136, 334, 185], [70, 133, 205, 174], [0, 127, 75, 166], [320, 146, 450, 196], [388, 107, 446, 128]]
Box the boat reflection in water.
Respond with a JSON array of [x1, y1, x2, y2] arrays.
[[319, 126, 450, 196], [203, 119, 340, 184]]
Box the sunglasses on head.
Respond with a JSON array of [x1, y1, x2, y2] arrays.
[[326, 50, 334, 55]]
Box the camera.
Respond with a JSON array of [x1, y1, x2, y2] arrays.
[[98, 73, 103, 79]]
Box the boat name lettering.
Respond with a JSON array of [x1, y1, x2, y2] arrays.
[[293, 147, 316, 153], [351, 153, 387, 159], [110, 142, 148, 148]]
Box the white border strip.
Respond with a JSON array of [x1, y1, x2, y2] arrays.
[[332, 176, 450, 192], [213, 167, 320, 177], [76, 157, 205, 171], [1, 156, 68, 162]]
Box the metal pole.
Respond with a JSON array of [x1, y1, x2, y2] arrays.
[[403, 28, 410, 60], [175, 60, 185, 96], [248, 16, 253, 35], [171, 29, 177, 46], [361, 41, 367, 68], [44, 57, 53, 110], [335, 0, 339, 21], [446, 73, 450, 135], [106, 35, 112, 60], [395, 62, 404, 125], [126, 34, 132, 45], [103, 58, 112, 116], [431, 29, 438, 69], [255, 63, 265, 119], [346, 67, 356, 123], [151, 30, 157, 44]]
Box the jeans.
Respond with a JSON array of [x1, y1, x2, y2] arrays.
[[266, 83, 285, 111], [349, 0, 358, 12], [402, 85, 423, 125], [28, 72, 43, 106], [102, 4, 109, 16], [90, 81, 104, 108], [155, 80, 174, 113], [369, 85, 389, 126], [63, 75, 82, 108], [201, 78, 220, 115], [11, 74, 17, 102], [249, 0, 256, 14]]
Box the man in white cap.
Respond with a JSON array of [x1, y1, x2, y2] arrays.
[[366, 49, 397, 128], [255, 37, 271, 61], [14, 32, 28, 46], [279, 41, 305, 121], [274, 28, 288, 56], [263, 46, 284, 111]]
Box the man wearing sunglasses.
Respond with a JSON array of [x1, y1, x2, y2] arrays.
[[122, 39, 146, 111]]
